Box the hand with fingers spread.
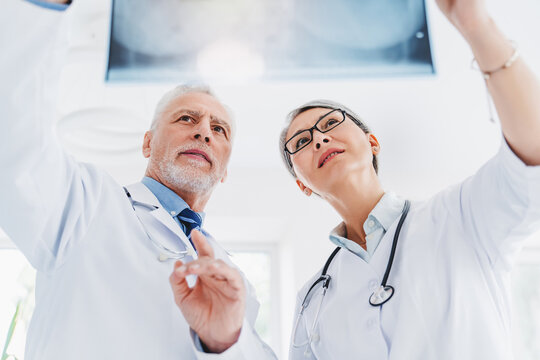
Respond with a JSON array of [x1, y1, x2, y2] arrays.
[[169, 230, 246, 353]]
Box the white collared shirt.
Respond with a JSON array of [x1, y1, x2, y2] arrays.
[[329, 192, 406, 262]]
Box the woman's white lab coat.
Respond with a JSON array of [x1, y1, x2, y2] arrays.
[[290, 137, 540, 359], [0, 2, 276, 359]]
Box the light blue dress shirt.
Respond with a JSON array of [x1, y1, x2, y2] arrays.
[[141, 177, 212, 352], [141, 176, 206, 235], [329, 192, 405, 262]]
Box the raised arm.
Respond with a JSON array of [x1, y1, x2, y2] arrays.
[[436, 0, 540, 166], [0, 1, 104, 272], [432, 0, 540, 269]]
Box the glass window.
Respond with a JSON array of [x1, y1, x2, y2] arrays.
[[224, 245, 280, 355], [0, 250, 35, 360]]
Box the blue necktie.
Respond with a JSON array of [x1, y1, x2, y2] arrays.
[[177, 208, 202, 249]]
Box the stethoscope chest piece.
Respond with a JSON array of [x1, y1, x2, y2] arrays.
[[158, 253, 169, 262], [369, 285, 395, 306]]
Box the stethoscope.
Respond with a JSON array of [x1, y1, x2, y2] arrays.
[[291, 200, 410, 355], [124, 187, 197, 262]]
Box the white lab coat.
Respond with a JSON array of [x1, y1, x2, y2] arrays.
[[290, 137, 540, 359], [0, 2, 276, 359]]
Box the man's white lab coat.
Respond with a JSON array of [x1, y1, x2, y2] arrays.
[[0, 2, 276, 359]]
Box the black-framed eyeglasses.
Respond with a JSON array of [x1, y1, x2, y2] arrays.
[[284, 109, 346, 156]]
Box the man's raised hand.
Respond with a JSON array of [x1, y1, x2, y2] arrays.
[[169, 230, 246, 353]]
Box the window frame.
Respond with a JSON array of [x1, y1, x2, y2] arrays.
[[222, 241, 281, 357]]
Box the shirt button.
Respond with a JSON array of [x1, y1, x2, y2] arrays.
[[367, 220, 375, 228], [170, 211, 177, 216], [366, 318, 376, 329]]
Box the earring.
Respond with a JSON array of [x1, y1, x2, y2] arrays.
[[304, 188, 311, 196]]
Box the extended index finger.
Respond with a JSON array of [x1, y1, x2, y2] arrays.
[[191, 229, 214, 258], [183, 259, 246, 295], [169, 260, 191, 303]]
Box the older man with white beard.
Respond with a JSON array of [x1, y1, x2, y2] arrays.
[[0, 1, 277, 359]]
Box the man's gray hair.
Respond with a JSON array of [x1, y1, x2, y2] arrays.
[[150, 84, 236, 139], [279, 99, 378, 178]]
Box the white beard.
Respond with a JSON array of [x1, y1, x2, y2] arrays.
[[158, 156, 219, 194]]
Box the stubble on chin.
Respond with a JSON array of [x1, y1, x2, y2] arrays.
[[157, 155, 220, 194]]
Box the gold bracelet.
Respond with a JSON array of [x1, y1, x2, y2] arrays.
[[471, 41, 520, 80], [471, 41, 520, 123]]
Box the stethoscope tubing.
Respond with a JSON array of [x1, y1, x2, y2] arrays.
[[124, 187, 194, 261], [381, 200, 410, 286], [292, 200, 411, 350]]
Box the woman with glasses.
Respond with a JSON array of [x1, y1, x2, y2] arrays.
[[279, 1, 540, 359], [170, 0, 540, 358]]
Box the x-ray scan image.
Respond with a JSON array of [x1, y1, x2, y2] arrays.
[[107, 0, 434, 82]]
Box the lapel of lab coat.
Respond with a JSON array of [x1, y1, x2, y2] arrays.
[[125, 182, 197, 257]]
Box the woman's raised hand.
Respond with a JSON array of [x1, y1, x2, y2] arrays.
[[434, 0, 491, 36]]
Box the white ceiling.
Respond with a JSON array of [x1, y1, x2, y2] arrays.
[[3, 0, 540, 253], [56, 1, 540, 192]]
